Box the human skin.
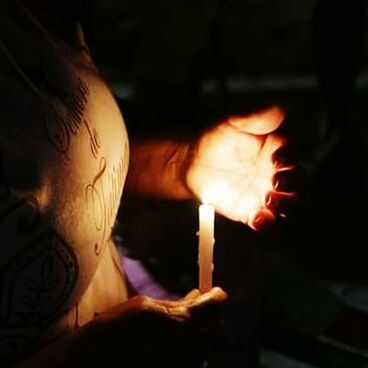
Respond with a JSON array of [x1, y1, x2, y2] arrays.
[[126, 106, 296, 231], [0, 1, 296, 366]]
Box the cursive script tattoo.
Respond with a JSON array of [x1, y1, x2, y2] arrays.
[[44, 77, 89, 154], [84, 119, 101, 158], [86, 155, 127, 255]]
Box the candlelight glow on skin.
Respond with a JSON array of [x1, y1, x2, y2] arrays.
[[186, 107, 287, 230], [191, 108, 296, 290]]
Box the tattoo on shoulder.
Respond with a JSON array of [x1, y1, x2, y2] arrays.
[[86, 155, 127, 255], [84, 119, 101, 159], [43, 77, 90, 154], [0, 157, 78, 362]]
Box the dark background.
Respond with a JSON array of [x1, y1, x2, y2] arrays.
[[79, 1, 368, 367], [86, 0, 368, 187]]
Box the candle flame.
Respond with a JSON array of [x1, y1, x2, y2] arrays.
[[202, 182, 230, 205]]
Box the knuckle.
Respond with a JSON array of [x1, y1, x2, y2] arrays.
[[131, 295, 151, 311]]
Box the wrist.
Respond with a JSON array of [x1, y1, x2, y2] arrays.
[[126, 139, 197, 199], [175, 142, 197, 200]]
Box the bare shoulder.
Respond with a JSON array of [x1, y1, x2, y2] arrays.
[[0, 0, 92, 186], [0, 165, 80, 365], [0, 3, 128, 363]]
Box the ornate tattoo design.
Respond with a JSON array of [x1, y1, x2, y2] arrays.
[[0, 230, 78, 362], [0, 154, 78, 362]]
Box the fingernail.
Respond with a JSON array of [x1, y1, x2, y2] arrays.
[[253, 215, 273, 231], [253, 210, 276, 230], [266, 193, 272, 206]]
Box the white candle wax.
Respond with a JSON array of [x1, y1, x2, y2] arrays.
[[198, 203, 215, 293]]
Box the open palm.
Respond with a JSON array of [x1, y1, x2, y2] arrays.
[[186, 106, 296, 230]]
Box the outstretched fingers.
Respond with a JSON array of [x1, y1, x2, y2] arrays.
[[227, 106, 285, 135]]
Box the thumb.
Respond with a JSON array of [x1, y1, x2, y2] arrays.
[[227, 105, 285, 135]]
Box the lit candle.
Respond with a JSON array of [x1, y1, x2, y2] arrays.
[[198, 198, 215, 293]]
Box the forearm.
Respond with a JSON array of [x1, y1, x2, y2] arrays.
[[125, 139, 194, 199]]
